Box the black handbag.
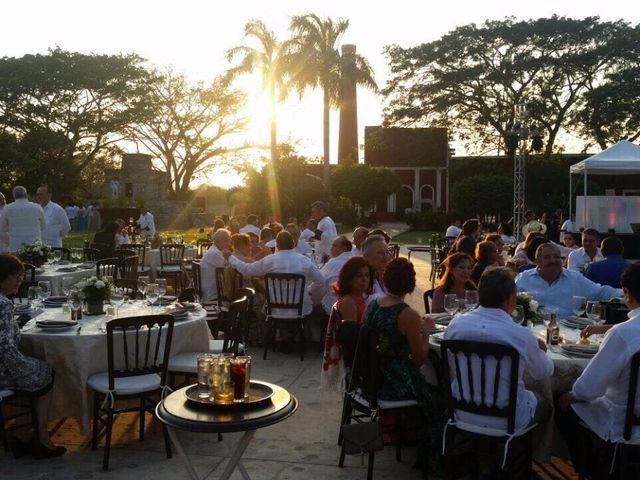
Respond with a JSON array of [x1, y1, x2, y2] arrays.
[[340, 421, 384, 455]]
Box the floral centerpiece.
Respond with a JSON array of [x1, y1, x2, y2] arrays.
[[16, 241, 52, 267], [76, 276, 112, 314], [516, 291, 541, 324]]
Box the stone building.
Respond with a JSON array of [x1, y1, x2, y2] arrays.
[[104, 153, 168, 204]]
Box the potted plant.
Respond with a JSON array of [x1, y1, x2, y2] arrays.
[[76, 276, 112, 315], [16, 241, 52, 268]]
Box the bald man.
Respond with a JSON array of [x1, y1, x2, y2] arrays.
[[0, 186, 45, 251]]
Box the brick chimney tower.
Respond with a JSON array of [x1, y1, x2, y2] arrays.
[[338, 44, 358, 164]]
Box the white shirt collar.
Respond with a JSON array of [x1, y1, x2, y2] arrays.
[[628, 307, 640, 320]]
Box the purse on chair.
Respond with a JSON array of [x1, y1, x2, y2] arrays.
[[340, 421, 384, 455]]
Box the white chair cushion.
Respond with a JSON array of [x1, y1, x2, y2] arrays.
[[452, 418, 537, 438], [209, 340, 245, 354], [168, 352, 198, 373], [87, 372, 161, 395], [350, 390, 418, 410], [159, 265, 181, 272], [0, 388, 14, 400]]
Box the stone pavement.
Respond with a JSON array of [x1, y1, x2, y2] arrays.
[[1, 249, 435, 480]]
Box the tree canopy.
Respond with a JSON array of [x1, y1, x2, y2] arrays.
[[330, 163, 401, 213], [383, 16, 639, 156]]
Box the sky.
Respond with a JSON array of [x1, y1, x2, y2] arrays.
[[2, 0, 639, 188]]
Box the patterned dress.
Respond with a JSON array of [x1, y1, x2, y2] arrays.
[[0, 294, 52, 392], [364, 300, 445, 473]]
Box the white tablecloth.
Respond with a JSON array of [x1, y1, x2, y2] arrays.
[[144, 246, 197, 280], [35, 264, 97, 295], [20, 301, 210, 434]]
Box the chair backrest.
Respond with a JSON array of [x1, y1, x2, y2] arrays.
[[127, 244, 147, 266], [97, 257, 119, 279], [52, 247, 71, 260], [423, 288, 435, 314], [118, 255, 139, 280], [197, 240, 212, 258], [440, 339, 520, 434], [236, 287, 255, 345], [215, 267, 243, 305], [13, 263, 37, 301], [114, 248, 136, 264], [106, 314, 174, 390], [84, 247, 100, 262], [191, 261, 202, 299], [264, 273, 306, 318], [90, 241, 110, 259], [223, 296, 249, 355], [388, 243, 400, 259], [347, 323, 382, 410], [624, 350, 640, 441], [159, 245, 185, 266]]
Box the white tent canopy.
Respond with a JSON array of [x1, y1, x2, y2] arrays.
[[569, 140, 640, 227]]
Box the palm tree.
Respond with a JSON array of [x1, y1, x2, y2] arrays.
[[226, 20, 289, 165], [287, 13, 377, 188]]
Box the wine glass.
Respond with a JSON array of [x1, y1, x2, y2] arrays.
[[137, 275, 150, 301], [145, 283, 159, 313], [572, 296, 587, 317], [53, 249, 62, 264], [444, 294, 458, 315], [111, 287, 128, 318], [156, 278, 167, 306], [28, 286, 42, 309], [456, 298, 468, 314], [512, 305, 525, 325], [465, 290, 479, 310], [37, 281, 51, 305], [61, 276, 75, 297], [586, 301, 604, 325]]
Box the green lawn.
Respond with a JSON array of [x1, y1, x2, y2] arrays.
[[63, 228, 211, 248], [390, 230, 439, 245]]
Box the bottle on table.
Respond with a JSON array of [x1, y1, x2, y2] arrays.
[[546, 311, 559, 345]]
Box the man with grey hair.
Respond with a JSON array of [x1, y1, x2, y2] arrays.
[[200, 228, 232, 302], [362, 234, 391, 302], [36, 185, 71, 248], [0, 186, 45, 251], [351, 226, 369, 256]]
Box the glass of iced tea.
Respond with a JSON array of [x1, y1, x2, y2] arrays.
[[236, 355, 251, 398], [210, 357, 234, 403]]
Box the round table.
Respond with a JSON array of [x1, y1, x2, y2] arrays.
[[156, 381, 297, 480]]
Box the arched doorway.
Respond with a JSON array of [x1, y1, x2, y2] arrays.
[[397, 185, 414, 218]]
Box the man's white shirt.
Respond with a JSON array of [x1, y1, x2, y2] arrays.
[[199, 245, 226, 302], [315, 216, 337, 259], [137, 212, 156, 237], [567, 247, 603, 272], [240, 224, 261, 236], [319, 251, 353, 314], [0, 199, 45, 251], [41, 201, 71, 247], [445, 225, 462, 238]]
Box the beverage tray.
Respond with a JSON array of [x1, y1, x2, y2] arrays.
[[184, 380, 274, 409]]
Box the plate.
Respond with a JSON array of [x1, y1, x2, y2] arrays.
[[56, 267, 78, 272], [430, 313, 453, 325], [184, 380, 275, 409], [561, 344, 598, 357], [160, 295, 177, 303], [560, 316, 592, 329], [35, 320, 78, 330]]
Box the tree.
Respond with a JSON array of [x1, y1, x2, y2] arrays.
[[226, 20, 290, 166], [330, 163, 401, 216], [127, 72, 248, 199], [287, 14, 377, 186], [383, 17, 634, 157], [451, 175, 513, 220], [0, 47, 154, 193]]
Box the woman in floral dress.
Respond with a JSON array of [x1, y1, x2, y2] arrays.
[[0, 253, 65, 458]]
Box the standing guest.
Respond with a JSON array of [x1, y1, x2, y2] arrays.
[[76, 204, 86, 231], [471, 241, 503, 284], [239, 214, 261, 236], [87, 202, 101, 231], [449, 219, 481, 257], [0, 192, 8, 253], [431, 253, 476, 313], [515, 243, 621, 318], [560, 215, 574, 245], [319, 236, 354, 314], [65, 202, 78, 231], [0, 186, 45, 252], [35, 186, 71, 248], [0, 254, 66, 458], [300, 219, 316, 241], [445, 219, 462, 243], [540, 212, 554, 242], [556, 263, 640, 478], [362, 234, 392, 302], [364, 258, 444, 473], [286, 223, 312, 256], [351, 226, 369, 256], [200, 229, 232, 302], [498, 222, 516, 243], [444, 267, 553, 432], [92, 221, 119, 259], [567, 228, 603, 273], [228, 217, 240, 235], [311, 201, 337, 263], [137, 208, 156, 237], [584, 236, 630, 288]]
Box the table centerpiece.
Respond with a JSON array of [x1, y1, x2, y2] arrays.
[[76, 276, 112, 315], [16, 240, 52, 267], [516, 291, 541, 324]]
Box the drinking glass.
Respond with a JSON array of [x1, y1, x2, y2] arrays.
[[512, 305, 525, 325], [156, 278, 167, 306], [53, 249, 62, 264], [111, 287, 128, 318], [137, 275, 150, 301], [61, 276, 75, 297], [444, 294, 458, 315], [572, 296, 587, 317], [465, 290, 479, 310], [197, 353, 216, 398], [456, 298, 468, 314], [586, 301, 604, 325], [37, 281, 51, 305], [229, 357, 248, 401], [28, 286, 42, 308], [145, 283, 159, 312], [235, 355, 251, 398], [211, 357, 234, 404], [101, 304, 116, 332]]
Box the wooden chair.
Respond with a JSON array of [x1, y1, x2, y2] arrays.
[[96, 257, 119, 279], [440, 339, 537, 477], [88, 314, 174, 470], [388, 243, 401, 259], [212, 267, 243, 339], [11, 263, 37, 302], [83, 247, 100, 262], [127, 244, 151, 275], [263, 273, 307, 361], [196, 239, 212, 258], [0, 388, 41, 453], [51, 247, 71, 261], [158, 245, 185, 293], [115, 255, 139, 295], [423, 288, 435, 315], [113, 248, 136, 264]]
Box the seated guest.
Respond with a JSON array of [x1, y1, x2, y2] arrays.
[[300, 218, 316, 241], [516, 236, 549, 273], [449, 219, 481, 257], [231, 233, 254, 263], [362, 234, 391, 302], [562, 231, 578, 250], [0, 254, 65, 458], [567, 228, 603, 273], [556, 263, 640, 477], [498, 222, 515, 243], [515, 243, 621, 318], [321, 256, 373, 388], [259, 227, 274, 251], [226, 231, 325, 317], [444, 267, 553, 430], [246, 231, 264, 259], [200, 229, 232, 302], [431, 253, 476, 313], [319, 236, 354, 314], [213, 218, 225, 232], [351, 226, 369, 256], [367, 228, 391, 244], [513, 231, 544, 258], [584, 236, 630, 288], [445, 219, 462, 243], [364, 258, 443, 473], [286, 223, 312, 256], [114, 218, 129, 247], [471, 241, 503, 284], [92, 221, 119, 259], [484, 232, 505, 254], [227, 217, 240, 235]]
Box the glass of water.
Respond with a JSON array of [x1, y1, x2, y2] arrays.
[[444, 294, 458, 315], [572, 296, 587, 317], [197, 353, 216, 398]]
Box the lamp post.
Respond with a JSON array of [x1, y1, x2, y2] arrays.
[[506, 104, 544, 241]]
